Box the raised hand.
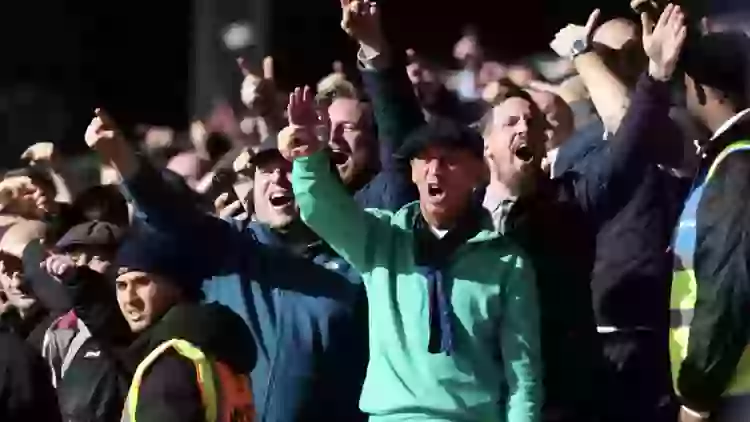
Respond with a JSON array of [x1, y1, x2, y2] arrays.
[[642, 3, 687, 81], [21, 142, 56, 166], [84, 109, 125, 151], [84, 108, 138, 177], [278, 86, 320, 161], [42, 254, 77, 283], [550, 9, 601, 59], [239, 56, 278, 112], [340, 0, 384, 51]]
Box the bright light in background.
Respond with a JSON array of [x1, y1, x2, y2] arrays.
[[222, 21, 256, 50]]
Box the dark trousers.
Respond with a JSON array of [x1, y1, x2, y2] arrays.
[[598, 329, 678, 422]]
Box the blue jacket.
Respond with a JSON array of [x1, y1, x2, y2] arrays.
[[123, 164, 368, 422]]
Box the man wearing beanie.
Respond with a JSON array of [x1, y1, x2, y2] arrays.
[[44, 226, 257, 422]]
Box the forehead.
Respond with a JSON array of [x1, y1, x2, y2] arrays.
[[115, 270, 150, 283], [328, 98, 364, 121], [494, 97, 535, 120], [413, 145, 476, 162], [254, 155, 291, 174]]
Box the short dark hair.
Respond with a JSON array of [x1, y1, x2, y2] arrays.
[[474, 81, 542, 136], [681, 31, 750, 110]]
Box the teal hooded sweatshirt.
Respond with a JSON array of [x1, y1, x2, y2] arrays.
[[292, 151, 542, 422]]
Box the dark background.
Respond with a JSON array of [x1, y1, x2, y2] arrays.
[[0, 0, 729, 167]]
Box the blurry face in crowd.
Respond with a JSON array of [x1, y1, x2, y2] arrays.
[[167, 152, 209, 191], [484, 97, 547, 187], [1, 176, 54, 219], [327, 98, 373, 185], [0, 253, 37, 313], [507, 65, 537, 88], [411, 145, 484, 229], [115, 270, 182, 333], [253, 155, 297, 228], [407, 62, 442, 105], [528, 90, 575, 150]]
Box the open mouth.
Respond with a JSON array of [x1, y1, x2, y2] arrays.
[[269, 192, 294, 208], [514, 144, 534, 162], [330, 150, 349, 166], [427, 183, 446, 200]]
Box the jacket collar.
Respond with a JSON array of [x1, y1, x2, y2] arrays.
[[711, 108, 750, 141]]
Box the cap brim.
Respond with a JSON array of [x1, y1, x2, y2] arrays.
[[249, 148, 284, 166]]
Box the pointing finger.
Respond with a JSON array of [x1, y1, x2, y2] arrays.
[[584, 9, 601, 36], [262, 56, 275, 80]]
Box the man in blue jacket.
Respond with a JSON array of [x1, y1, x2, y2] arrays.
[[82, 46, 417, 421]]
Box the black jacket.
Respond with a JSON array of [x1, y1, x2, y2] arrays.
[[0, 329, 62, 422], [64, 266, 256, 422], [126, 303, 256, 422]]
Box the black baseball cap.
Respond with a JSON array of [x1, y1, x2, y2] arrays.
[[395, 116, 485, 162], [249, 133, 282, 166]]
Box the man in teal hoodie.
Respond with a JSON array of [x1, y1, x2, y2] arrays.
[[280, 79, 542, 420]]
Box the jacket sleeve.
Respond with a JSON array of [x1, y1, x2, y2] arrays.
[[677, 151, 750, 413], [63, 267, 134, 347], [572, 73, 676, 222], [135, 353, 204, 422], [293, 151, 396, 275], [356, 54, 421, 211], [501, 253, 543, 422], [122, 160, 246, 279]]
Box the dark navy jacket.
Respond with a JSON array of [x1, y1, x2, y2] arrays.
[[124, 164, 368, 422], [121, 66, 416, 422]]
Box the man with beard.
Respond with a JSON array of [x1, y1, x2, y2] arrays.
[[84, 109, 368, 422]]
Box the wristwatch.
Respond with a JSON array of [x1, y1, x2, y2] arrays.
[[570, 39, 591, 59]]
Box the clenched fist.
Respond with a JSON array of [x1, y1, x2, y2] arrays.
[[42, 254, 77, 282], [340, 0, 384, 52], [84, 109, 124, 151]]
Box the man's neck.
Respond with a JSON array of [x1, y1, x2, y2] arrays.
[[704, 105, 740, 139]]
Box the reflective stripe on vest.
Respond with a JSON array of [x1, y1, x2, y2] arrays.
[[670, 140, 750, 397], [121, 338, 254, 422]]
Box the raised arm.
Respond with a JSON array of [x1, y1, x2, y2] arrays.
[[500, 253, 543, 422], [342, 0, 421, 211], [571, 4, 688, 221], [282, 87, 395, 273], [84, 110, 243, 277], [341, 0, 425, 166], [551, 9, 630, 135]]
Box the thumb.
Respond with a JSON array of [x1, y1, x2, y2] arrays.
[[219, 200, 243, 219], [641, 12, 654, 37], [214, 192, 229, 209], [262, 56, 275, 80], [584, 9, 601, 38], [340, 0, 351, 8]]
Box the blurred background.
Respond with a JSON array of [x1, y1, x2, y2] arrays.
[[0, 0, 744, 168]]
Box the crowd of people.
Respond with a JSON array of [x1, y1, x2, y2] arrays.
[[0, 1, 749, 422]]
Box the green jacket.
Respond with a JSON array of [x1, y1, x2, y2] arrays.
[[293, 151, 542, 422]]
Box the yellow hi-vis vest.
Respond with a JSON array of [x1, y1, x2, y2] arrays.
[[121, 338, 255, 422], [670, 140, 750, 397]]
